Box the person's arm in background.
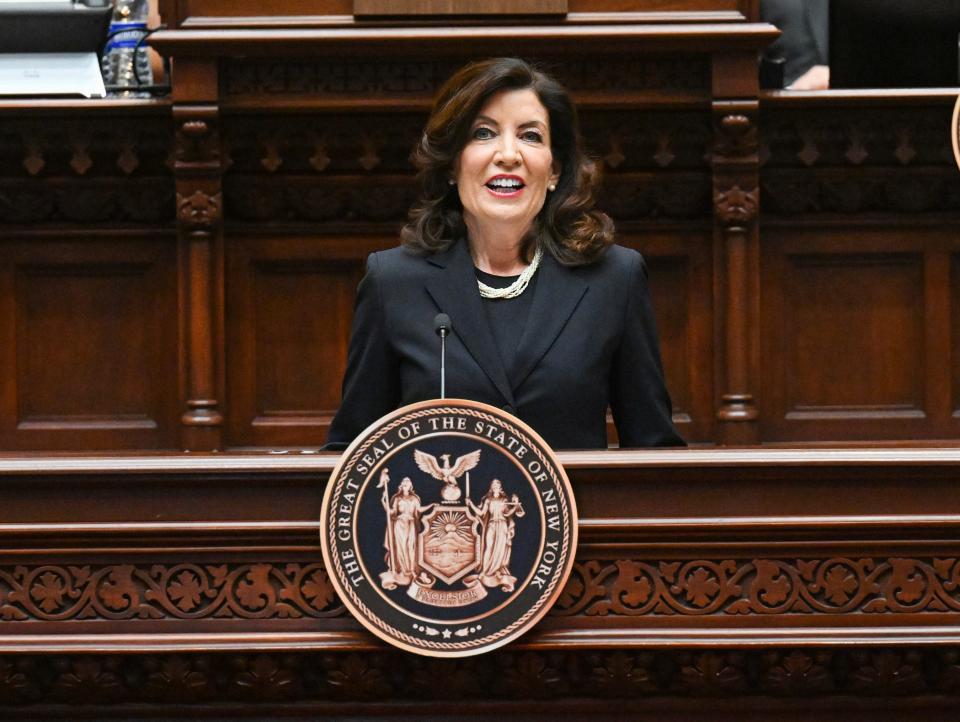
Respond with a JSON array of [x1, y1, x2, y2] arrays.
[[761, 0, 830, 90]]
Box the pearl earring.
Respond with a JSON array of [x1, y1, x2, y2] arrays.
[[448, 179, 456, 185], [548, 184, 556, 191]]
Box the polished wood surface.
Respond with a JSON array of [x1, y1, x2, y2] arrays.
[[0, 448, 957, 716]]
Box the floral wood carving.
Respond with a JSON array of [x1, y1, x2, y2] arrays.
[[551, 557, 960, 617], [0, 648, 958, 707], [2, 557, 959, 623], [0, 563, 342, 622]]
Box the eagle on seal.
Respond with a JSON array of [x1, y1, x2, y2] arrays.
[[414, 449, 481, 495]]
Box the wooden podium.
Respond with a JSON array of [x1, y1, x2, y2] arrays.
[[1, 448, 960, 718]]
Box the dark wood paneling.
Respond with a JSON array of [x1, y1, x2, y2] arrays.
[[17, 265, 155, 420], [225, 235, 386, 448], [0, 238, 179, 450], [786, 253, 923, 410]]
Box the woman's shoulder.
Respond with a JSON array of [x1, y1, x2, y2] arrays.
[[368, 245, 434, 279], [577, 243, 645, 282]]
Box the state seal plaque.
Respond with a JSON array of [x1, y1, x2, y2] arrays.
[[320, 399, 578, 657]]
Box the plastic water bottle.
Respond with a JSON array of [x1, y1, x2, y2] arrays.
[[101, 0, 152, 97]]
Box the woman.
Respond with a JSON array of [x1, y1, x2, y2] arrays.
[[327, 58, 683, 450], [467, 479, 524, 592], [380, 476, 431, 589]]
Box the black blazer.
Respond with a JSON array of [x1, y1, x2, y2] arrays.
[[326, 239, 684, 450]]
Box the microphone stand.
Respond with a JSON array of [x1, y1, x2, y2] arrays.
[[434, 313, 451, 399]]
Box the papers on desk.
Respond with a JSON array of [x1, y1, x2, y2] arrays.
[[0, 52, 106, 98]]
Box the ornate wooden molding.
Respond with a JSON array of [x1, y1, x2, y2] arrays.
[[0, 647, 956, 710], [556, 557, 960, 617], [712, 100, 760, 443], [3, 556, 960, 625], [0, 562, 341, 622], [173, 105, 225, 450], [220, 57, 711, 106]]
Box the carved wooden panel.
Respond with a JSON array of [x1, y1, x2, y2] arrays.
[[557, 556, 960, 617], [760, 104, 960, 217], [0, 647, 956, 713], [0, 113, 173, 225], [6, 554, 960, 625], [0, 561, 341, 622], [0, 238, 179, 450], [225, 235, 387, 448], [220, 57, 711, 110]]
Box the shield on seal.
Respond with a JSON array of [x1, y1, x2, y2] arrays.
[[417, 506, 480, 584]]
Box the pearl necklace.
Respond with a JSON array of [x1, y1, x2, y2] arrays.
[[476, 245, 543, 299]]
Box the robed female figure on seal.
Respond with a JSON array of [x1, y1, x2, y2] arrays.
[[468, 479, 525, 592], [380, 473, 432, 588]]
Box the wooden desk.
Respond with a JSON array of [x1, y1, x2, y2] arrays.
[[0, 448, 958, 717]]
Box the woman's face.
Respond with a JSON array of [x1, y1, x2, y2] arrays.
[[455, 88, 560, 240], [400, 478, 412, 494], [491, 479, 503, 496]]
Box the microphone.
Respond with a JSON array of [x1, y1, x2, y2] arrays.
[[434, 313, 451, 399]]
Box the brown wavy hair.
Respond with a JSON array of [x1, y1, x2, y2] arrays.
[[400, 57, 614, 266]]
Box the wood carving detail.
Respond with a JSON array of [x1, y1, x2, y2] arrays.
[[763, 107, 955, 170], [221, 113, 710, 175], [2, 557, 959, 623], [223, 174, 711, 225], [0, 122, 172, 180], [762, 172, 960, 215], [0, 563, 342, 622], [223, 58, 708, 98], [175, 117, 220, 166], [0, 648, 957, 706], [0, 181, 173, 224], [176, 190, 222, 233], [552, 557, 960, 617], [714, 112, 758, 160], [713, 185, 759, 227]]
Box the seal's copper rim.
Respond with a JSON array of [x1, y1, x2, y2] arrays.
[[952, 94, 960, 173], [320, 398, 578, 658]]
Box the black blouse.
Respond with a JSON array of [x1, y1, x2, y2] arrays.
[[474, 268, 538, 376]]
